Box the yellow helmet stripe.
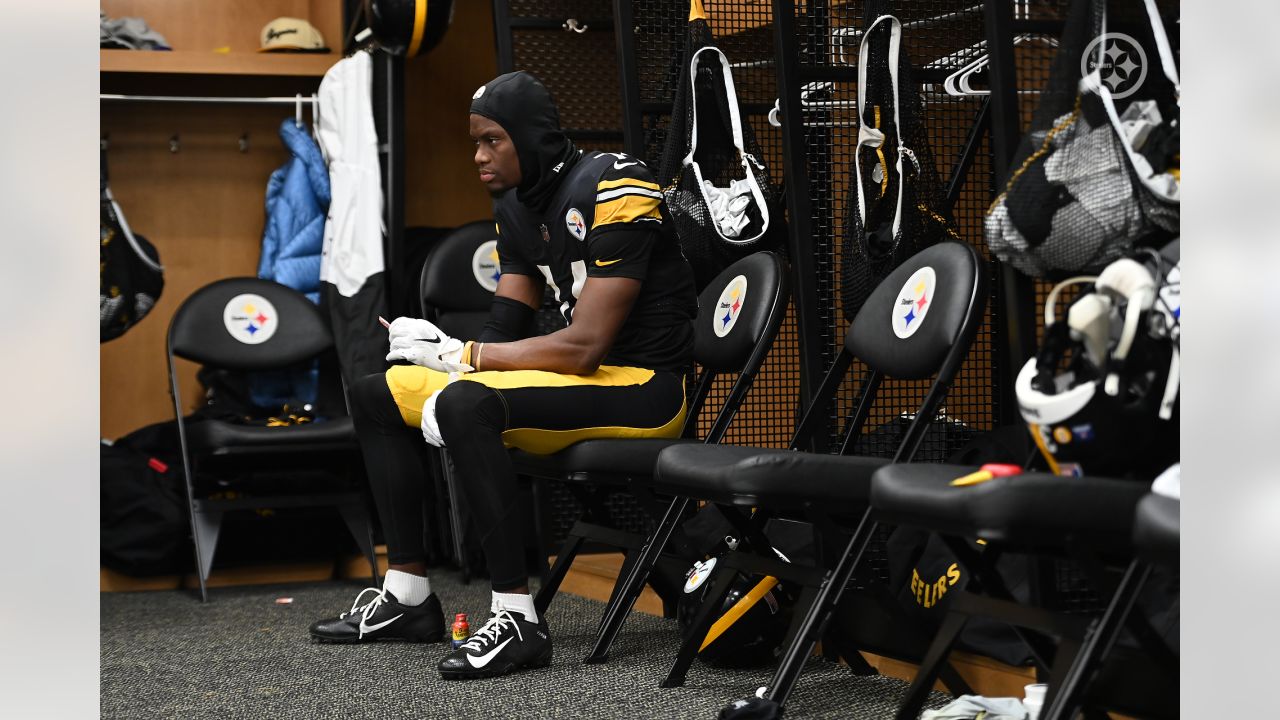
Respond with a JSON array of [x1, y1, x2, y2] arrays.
[[699, 575, 779, 652], [407, 0, 428, 58]]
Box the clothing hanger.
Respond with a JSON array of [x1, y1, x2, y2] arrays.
[[939, 35, 1058, 96]]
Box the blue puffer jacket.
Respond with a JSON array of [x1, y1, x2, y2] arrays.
[[251, 120, 330, 410], [259, 119, 330, 302]]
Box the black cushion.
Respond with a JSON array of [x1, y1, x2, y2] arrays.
[[871, 463, 1150, 551], [420, 220, 499, 313], [1132, 493, 1178, 566], [847, 242, 984, 380], [693, 252, 788, 372], [654, 444, 889, 510], [186, 416, 357, 455], [511, 438, 702, 482], [168, 278, 333, 369]]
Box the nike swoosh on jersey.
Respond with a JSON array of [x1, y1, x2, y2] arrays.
[[465, 637, 514, 668], [594, 258, 623, 267], [613, 160, 638, 170], [359, 613, 404, 635]]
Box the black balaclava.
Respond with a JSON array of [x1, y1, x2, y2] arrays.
[[470, 71, 579, 212]]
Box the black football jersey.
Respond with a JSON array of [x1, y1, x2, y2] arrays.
[[493, 151, 697, 371]]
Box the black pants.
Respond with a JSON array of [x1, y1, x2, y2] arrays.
[[348, 366, 686, 592]]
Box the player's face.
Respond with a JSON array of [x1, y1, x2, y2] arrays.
[[470, 114, 521, 194]]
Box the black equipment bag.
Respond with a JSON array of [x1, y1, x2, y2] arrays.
[[656, 12, 786, 291], [984, 0, 1179, 278], [101, 434, 187, 576], [101, 145, 164, 342], [841, 14, 958, 319]]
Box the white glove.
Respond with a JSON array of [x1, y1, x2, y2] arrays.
[[384, 317, 473, 373], [421, 389, 445, 447]]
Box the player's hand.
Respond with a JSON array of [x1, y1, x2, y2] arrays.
[[384, 317, 473, 373], [420, 389, 446, 447]]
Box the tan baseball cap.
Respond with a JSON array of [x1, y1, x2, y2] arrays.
[[258, 17, 327, 52]]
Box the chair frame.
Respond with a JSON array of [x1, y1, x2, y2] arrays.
[[512, 252, 793, 662], [166, 278, 379, 601]]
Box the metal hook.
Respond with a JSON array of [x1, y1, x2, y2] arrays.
[[169, 134, 180, 154], [563, 18, 588, 33], [238, 133, 250, 153]]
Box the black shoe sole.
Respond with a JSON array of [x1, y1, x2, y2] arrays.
[[438, 647, 553, 680]]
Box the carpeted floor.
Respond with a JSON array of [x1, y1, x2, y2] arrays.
[[101, 572, 948, 719]]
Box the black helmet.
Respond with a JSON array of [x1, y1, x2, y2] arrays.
[[1016, 246, 1180, 479], [677, 553, 793, 668], [364, 0, 454, 58]]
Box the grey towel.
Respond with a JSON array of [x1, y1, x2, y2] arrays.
[[921, 694, 1028, 720], [100, 12, 171, 50]]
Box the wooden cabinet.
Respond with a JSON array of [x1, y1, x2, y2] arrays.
[[99, 1, 498, 440]]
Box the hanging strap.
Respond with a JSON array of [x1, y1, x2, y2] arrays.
[[684, 44, 771, 244], [104, 186, 164, 274], [854, 15, 907, 238], [1142, 0, 1179, 98]]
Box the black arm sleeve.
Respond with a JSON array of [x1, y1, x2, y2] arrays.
[[479, 295, 536, 343]]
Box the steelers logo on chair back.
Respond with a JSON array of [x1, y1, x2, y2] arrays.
[[223, 294, 279, 345]]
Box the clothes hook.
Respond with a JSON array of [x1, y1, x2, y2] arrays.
[[169, 134, 180, 154], [238, 133, 250, 153], [563, 18, 587, 33]]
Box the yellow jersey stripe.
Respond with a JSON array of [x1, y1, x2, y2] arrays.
[[597, 177, 661, 192], [593, 194, 662, 229]]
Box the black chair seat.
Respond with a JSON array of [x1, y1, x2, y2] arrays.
[[871, 463, 1151, 551], [655, 443, 889, 510], [512, 438, 702, 483], [1132, 493, 1178, 565], [187, 416, 357, 455]]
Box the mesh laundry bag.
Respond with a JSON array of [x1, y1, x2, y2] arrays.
[[841, 14, 958, 318], [657, 9, 785, 291], [985, 0, 1179, 279]]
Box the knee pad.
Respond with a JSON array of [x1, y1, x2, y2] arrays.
[[435, 380, 504, 441]]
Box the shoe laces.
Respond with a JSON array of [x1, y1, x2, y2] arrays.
[[341, 587, 389, 637], [460, 610, 523, 651]]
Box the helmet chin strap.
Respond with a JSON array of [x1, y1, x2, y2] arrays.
[[1095, 259, 1157, 396]]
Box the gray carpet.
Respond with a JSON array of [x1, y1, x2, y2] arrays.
[[102, 573, 948, 719]]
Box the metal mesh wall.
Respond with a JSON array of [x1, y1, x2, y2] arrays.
[[634, 1, 799, 451]]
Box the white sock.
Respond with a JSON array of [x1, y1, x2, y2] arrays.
[[383, 569, 432, 606], [492, 591, 538, 623]]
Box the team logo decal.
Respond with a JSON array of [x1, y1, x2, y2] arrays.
[[472, 239, 501, 292], [713, 275, 749, 338], [472, 85, 486, 100], [1080, 32, 1148, 99], [684, 557, 717, 593], [565, 208, 587, 241], [223, 294, 278, 345], [893, 266, 936, 339]]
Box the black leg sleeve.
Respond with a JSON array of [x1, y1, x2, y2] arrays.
[[435, 380, 530, 592], [348, 373, 429, 566]]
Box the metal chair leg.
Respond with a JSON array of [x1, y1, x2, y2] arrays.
[[534, 532, 585, 616], [190, 509, 223, 603], [661, 561, 740, 687], [586, 497, 690, 664], [894, 609, 969, 720]]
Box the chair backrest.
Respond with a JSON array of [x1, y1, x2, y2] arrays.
[[168, 277, 333, 369], [419, 220, 499, 340], [686, 251, 790, 442], [846, 242, 985, 380], [791, 241, 987, 461]]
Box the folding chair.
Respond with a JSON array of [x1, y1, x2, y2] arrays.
[[869, 466, 1179, 720], [167, 278, 377, 601], [650, 241, 988, 698], [509, 251, 790, 660]]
